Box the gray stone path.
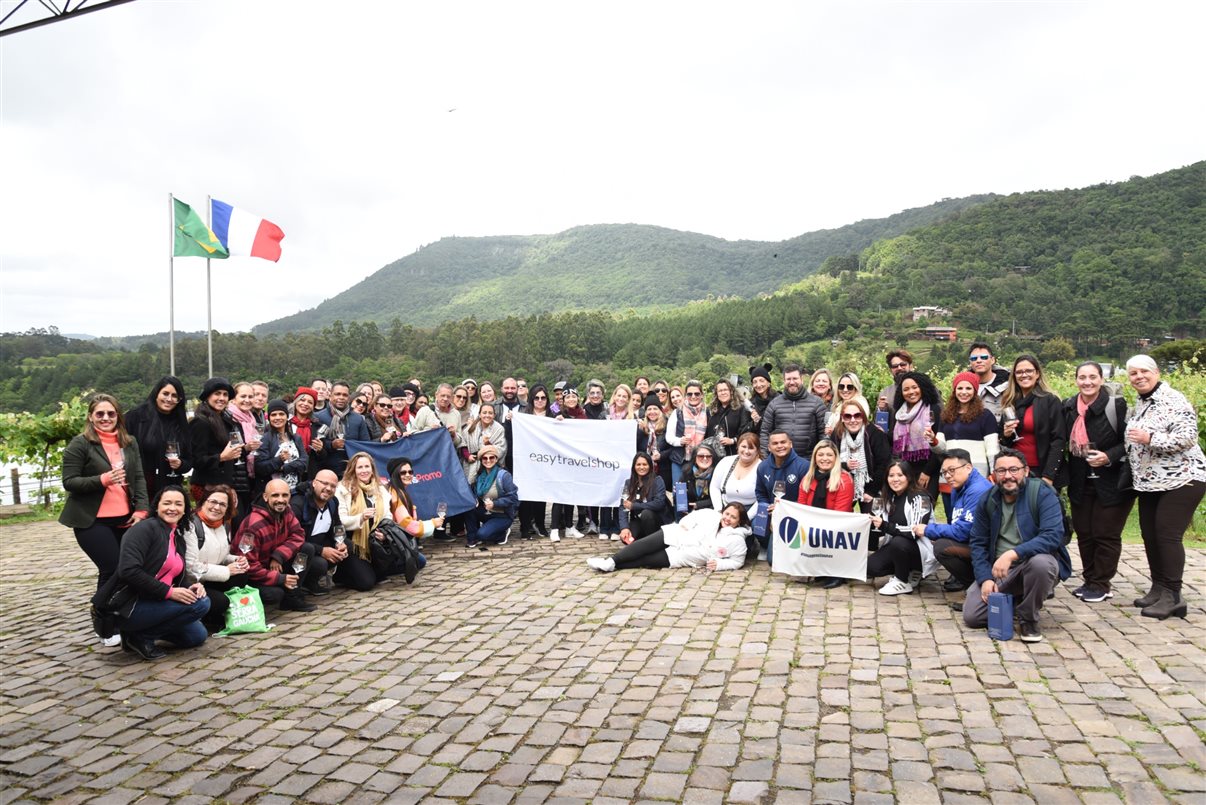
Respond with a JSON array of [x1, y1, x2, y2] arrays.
[[1, 520, 1204, 804]]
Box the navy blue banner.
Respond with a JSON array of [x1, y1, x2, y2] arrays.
[[344, 430, 477, 517]]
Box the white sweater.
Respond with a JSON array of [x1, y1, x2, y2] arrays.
[[659, 508, 751, 571]]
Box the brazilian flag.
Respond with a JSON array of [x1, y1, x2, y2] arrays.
[[173, 198, 228, 258]]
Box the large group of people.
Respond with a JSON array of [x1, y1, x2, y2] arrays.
[[64, 344, 1204, 659]]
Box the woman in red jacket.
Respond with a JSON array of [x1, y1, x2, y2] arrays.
[[798, 439, 856, 588]]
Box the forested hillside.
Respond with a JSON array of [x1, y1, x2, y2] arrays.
[[253, 196, 996, 334]]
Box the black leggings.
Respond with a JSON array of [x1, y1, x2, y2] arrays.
[[1137, 480, 1205, 596], [866, 535, 922, 582], [625, 509, 661, 541], [74, 515, 130, 594], [611, 531, 671, 570], [334, 552, 378, 591]]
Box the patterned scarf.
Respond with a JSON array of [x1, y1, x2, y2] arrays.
[[346, 481, 382, 560], [892, 402, 932, 463]]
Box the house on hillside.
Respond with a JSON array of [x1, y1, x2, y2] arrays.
[[912, 305, 952, 321]]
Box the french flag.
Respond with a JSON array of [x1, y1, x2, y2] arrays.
[[210, 199, 285, 262]]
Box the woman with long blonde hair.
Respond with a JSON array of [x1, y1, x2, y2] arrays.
[[336, 452, 393, 582]]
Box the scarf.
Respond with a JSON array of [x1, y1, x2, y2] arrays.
[[692, 466, 713, 501], [327, 404, 350, 438], [682, 402, 706, 447], [346, 480, 381, 560], [812, 470, 831, 509], [1071, 395, 1093, 450], [474, 465, 500, 501], [892, 402, 932, 463], [841, 427, 869, 496], [229, 405, 258, 476], [291, 415, 314, 448]]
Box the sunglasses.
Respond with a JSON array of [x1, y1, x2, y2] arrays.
[[837, 384, 856, 391], [969, 354, 992, 362], [377, 403, 392, 409], [890, 362, 909, 370], [654, 388, 668, 394], [695, 453, 713, 461], [93, 411, 118, 419], [686, 392, 702, 398], [454, 394, 467, 400], [533, 394, 548, 401], [841, 412, 864, 420], [397, 469, 414, 476], [481, 455, 497, 461]]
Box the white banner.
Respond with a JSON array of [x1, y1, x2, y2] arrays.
[[770, 498, 871, 580], [511, 414, 637, 506]]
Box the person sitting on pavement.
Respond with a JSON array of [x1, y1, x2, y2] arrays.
[[617, 452, 672, 544], [866, 460, 935, 596], [234, 479, 319, 613], [292, 469, 375, 592], [914, 448, 993, 593], [587, 503, 751, 573], [962, 448, 1072, 643], [185, 484, 250, 631], [465, 444, 520, 550]]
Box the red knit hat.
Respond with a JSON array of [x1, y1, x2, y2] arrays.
[[952, 372, 980, 393], [294, 386, 319, 402]]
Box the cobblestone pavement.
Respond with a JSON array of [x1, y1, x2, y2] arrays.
[[1, 520, 1204, 804]]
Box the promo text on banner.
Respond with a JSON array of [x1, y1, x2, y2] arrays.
[[770, 498, 871, 580], [344, 429, 477, 517], [511, 414, 636, 507]]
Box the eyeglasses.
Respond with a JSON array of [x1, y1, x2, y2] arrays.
[[890, 362, 909, 370], [686, 392, 702, 398], [837, 383, 856, 391], [995, 465, 1027, 476], [969, 354, 992, 362], [1014, 369, 1036, 377], [159, 392, 179, 400], [940, 464, 970, 479], [533, 395, 548, 401], [480, 455, 497, 462], [397, 469, 413, 476], [93, 411, 118, 419], [205, 499, 229, 509], [841, 412, 864, 420], [695, 454, 713, 461]]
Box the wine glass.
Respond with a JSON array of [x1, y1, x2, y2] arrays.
[[291, 552, 308, 575], [110, 455, 125, 485], [238, 533, 254, 556], [255, 422, 267, 438], [228, 430, 245, 448], [190, 556, 208, 583], [436, 501, 448, 518], [165, 441, 179, 461], [333, 523, 346, 547], [1002, 406, 1018, 437], [1085, 441, 1101, 480], [773, 481, 786, 501], [870, 496, 886, 520]]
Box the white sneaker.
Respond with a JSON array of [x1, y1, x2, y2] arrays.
[[906, 570, 923, 587], [100, 634, 122, 648], [585, 520, 600, 535], [549, 529, 561, 542], [599, 531, 610, 540], [878, 577, 915, 596], [587, 557, 615, 573], [610, 532, 621, 541], [565, 526, 583, 538]]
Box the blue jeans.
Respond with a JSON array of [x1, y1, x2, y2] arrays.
[[466, 509, 514, 544], [120, 596, 210, 647]]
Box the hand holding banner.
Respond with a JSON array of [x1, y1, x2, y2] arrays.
[[770, 498, 871, 580]]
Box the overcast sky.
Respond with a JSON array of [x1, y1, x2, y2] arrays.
[[1, 0, 1202, 338]]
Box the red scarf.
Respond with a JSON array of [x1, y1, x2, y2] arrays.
[[291, 415, 314, 446]]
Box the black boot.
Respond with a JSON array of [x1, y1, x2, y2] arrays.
[[121, 633, 166, 661], [1140, 587, 1188, 620], [1133, 584, 1163, 608]]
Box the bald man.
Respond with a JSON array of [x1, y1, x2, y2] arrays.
[[235, 479, 317, 612]]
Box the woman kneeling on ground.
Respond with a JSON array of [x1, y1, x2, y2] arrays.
[[588, 503, 751, 573]]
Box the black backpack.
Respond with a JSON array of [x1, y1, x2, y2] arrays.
[[369, 520, 422, 584]]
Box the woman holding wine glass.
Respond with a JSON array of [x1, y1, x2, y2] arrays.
[[464, 444, 520, 549], [830, 396, 890, 513], [999, 354, 1065, 487], [891, 371, 943, 500], [184, 485, 249, 631], [290, 387, 328, 481], [255, 399, 309, 493], [866, 460, 935, 596], [1058, 362, 1135, 603], [1123, 354, 1206, 620], [706, 379, 751, 457], [188, 377, 244, 503], [385, 458, 440, 573], [228, 382, 264, 521], [124, 376, 192, 502], [710, 432, 762, 510], [103, 486, 210, 660], [62, 393, 150, 647], [637, 403, 672, 495]]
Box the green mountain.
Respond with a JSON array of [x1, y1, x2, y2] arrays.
[[252, 195, 996, 334]]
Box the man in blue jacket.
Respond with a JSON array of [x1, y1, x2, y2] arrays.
[[754, 430, 810, 563], [962, 448, 1071, 643], [315, 381, 370, 477], [915, 448, 994, 592]]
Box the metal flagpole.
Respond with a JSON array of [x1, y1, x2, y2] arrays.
[[206, 194, 213, 377], [168, 193, 176, 376]]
